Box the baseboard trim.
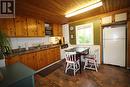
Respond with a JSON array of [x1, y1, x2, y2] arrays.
[[127, 67, 130, 69], [36, 59, 63, 73], [102, 64, 126, 68]]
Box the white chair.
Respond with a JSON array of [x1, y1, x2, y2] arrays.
[[83, 49, 99, 72], [65, 52, 80, 76]]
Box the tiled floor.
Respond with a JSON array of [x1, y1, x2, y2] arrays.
[[35, 63, 130, 87]]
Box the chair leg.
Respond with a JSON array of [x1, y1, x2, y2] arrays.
[[96, 62, 99, 68], [78, 61, 80, 70], [65, 63, 69, 73], [75, 62, 78, 69], [94, 60, 98, 72], [84, 59, 88, 70], [73, 63, 76, 76]]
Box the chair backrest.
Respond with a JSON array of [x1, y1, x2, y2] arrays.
[[89, 48, 99, 58], [82, 47, 90, 55], [65, 52, 77, 62]]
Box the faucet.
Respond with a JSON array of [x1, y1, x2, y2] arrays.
[[18, 46, 22, 52]]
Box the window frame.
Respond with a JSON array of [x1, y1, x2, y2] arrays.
[[76, 23, 94, 45]]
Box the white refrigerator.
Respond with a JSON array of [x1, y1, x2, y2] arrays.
[[103, 25, 126, 67]]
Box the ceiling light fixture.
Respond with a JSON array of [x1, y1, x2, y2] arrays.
[[65, 1, 103, 18]]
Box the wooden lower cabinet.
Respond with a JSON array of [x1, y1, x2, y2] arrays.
[[46, 47, 60, 65], [127, 46, 130, 68], [6, 46, 60, 70], [47, 48, 55, 64], [36, 50, 47, 70], [6, 55, 19, 65], [54, 47, 60, 61], [20, 53, 37, 70]]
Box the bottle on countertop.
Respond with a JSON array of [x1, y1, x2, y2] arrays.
[[25, 43, 29, 50]]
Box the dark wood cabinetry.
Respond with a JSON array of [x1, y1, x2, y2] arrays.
[[6, 46, 60, 70], [127, 21, 130, 68]]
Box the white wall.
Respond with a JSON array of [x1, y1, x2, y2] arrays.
[[62, 24, 70, 45], [10, 36, 50, 49], [77, 45, 100, 64]]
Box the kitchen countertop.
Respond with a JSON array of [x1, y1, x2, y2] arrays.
[[6, 44, 60, 58]]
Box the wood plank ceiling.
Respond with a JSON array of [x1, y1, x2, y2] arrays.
[[16, 0, 130, 24]]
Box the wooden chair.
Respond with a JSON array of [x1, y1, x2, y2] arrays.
[[83, 49, 99, 72], [65, 52, 80, 76]]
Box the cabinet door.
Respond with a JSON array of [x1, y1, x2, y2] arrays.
[[27, 18, 37, 36], [36, 20, 45, 37], [58, 25, 62, 36], [2, 19, 15, 37], [6, 19, 15, 37], [5, 56, 20, 65], [54, 47, 60, 61], [51, 48, 56, 62], [20, 53, 37, 70], [46, 49, 54, 64], [36, 50, 47, 69], [29, 53, 37, 70], [53, 24, 59, 36], [15, 17, 28, 36], [53, 24, 62, 36]]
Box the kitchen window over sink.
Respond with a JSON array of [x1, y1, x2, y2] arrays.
[[76, 23, 93, 45]]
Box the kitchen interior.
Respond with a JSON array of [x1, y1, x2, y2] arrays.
[[0, 0, 130, 87]]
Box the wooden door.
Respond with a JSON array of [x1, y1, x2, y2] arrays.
[[53, 24, 62, 36], [58, 24, 62, 36], [53, 24, 58, 36], [51, 48, 56, 62], [36, 20, 45, 37], [15, 16, 28, 36], [54, 47, 60, 61], [19, 54, 28, 66], [46, 49, 54, 64], [5, 56, 20, 65], [27, 53, 37, 70], [127, 21, 130, 68], [2, 19, 15, 37], [20, 53, 36, 70], [36, 50, 47, 70], [6, 19, 15, 37], [27, 18, 37, 36]]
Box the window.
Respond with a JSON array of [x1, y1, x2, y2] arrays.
[[76, 23, 93, 45]]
